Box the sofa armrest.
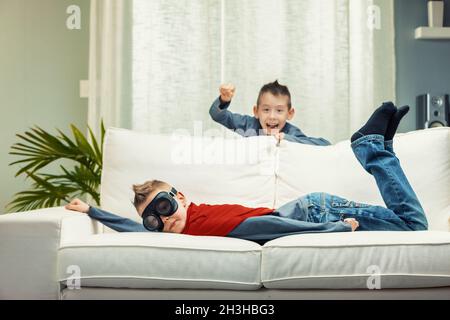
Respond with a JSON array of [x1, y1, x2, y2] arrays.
[[0, 207, 99, 299]]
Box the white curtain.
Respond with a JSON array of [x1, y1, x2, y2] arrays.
[[87, 0, 132, 138], [132, 0, 222, 135], [90, 0, 396, 143]]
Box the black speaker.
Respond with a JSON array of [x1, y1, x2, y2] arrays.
[[416, 93, 450, 129]]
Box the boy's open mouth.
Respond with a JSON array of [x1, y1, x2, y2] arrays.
[[266, 124, 279, 129]]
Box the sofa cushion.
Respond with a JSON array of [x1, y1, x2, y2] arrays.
[[58, 233, 262, 290], [261, 231, 450, 289], [274, 127, 450, 231]]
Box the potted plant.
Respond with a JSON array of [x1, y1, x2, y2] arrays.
[[7, 121, 105, 212], [428, 0, 444, 27]]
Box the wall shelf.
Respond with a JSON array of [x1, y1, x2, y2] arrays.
[[415, 27, 450, 39]]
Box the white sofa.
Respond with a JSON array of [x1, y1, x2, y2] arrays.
[[1, 127, 449, 300]]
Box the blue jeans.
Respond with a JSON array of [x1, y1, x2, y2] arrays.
[[355, 135, 427, 230], [228, 135, 428, 242]]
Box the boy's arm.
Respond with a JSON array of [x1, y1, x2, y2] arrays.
[[283, 125, 331, 146], [226, 215, 351, 242], [209, 97, 256, 132], [87, 206, 148, 232]]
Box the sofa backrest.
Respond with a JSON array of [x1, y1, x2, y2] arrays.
[[100, 127, 450, 232], [100, 128, 277, 231]]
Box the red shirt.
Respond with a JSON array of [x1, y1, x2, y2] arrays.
[[181, 202, 274, 236]]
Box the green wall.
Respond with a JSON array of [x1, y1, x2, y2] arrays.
[[0, 0, 90, 212]]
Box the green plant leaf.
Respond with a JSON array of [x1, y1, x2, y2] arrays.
[[57, 129, 78, 149], [101, 120, 106, 148], [7, 120, 104, 212], [71, 125, 95, 156], [12, 159, 52, 177], [88, 127, 102, 167]]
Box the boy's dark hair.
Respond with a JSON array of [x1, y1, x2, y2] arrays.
[[256, 80, 292, 109]]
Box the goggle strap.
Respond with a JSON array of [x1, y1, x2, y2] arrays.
[[169, 187, 177, 197]]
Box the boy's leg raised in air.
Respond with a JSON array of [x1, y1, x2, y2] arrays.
[[351, 104, 428, 231], [384, 105, 410, 154], [351, 102, 396, 143]]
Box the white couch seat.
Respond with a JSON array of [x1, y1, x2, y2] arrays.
[[58, 232, 262, 290], [262, 231, 450, 289]]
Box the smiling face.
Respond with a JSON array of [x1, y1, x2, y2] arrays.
[[137, 188, 189, 233], [253, 92, 295, 135]]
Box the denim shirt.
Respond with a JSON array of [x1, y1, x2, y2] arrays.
[[87, 206, 147, 232], [209, 97, 331, 146]]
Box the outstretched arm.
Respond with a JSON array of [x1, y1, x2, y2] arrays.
[[87, 207, 148, 232], [283, 126, 331, 146], [209, 84, 257, 133], [65, 198, 148, 232], [209, 97, 256, 132]]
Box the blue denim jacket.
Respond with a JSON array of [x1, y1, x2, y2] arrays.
[[87, 206, 147, 232], [209, 97, 331, 146]]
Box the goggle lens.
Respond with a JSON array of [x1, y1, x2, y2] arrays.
[[155, 198, 172, 215], [143, 215, 161, 231]]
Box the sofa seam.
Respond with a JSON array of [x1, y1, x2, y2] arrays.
[[272, 140, 280, 209], [262, 242, 450, 249], [262, 273, 450, 283], [58, 245, 263, 253], [57, 275, 261, 285]]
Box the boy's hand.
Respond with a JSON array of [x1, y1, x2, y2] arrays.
[[344, 218, 359, 231], [274, 132, 285, 144], [65, 198, 90, 214], [219, 84, 235, 102]]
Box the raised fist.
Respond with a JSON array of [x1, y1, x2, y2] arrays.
[[219, 84, 235, 103]]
